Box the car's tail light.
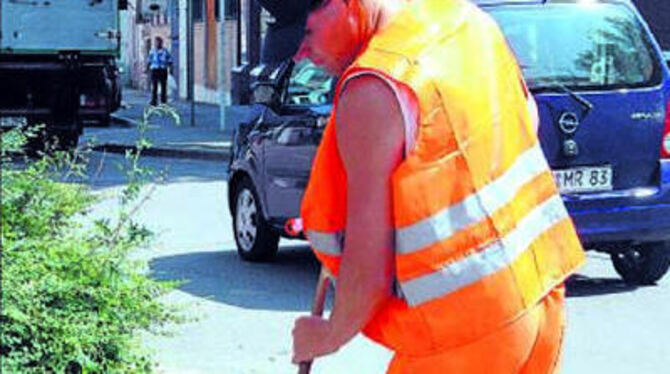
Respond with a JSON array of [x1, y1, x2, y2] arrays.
[[80, 94, 101, 108], [662, 100, 670, 158], [284, 218, 303, 237]]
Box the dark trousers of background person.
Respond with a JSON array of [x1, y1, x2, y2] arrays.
[[151, 68, 168, 105]]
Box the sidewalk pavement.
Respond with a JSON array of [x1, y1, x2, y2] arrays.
[[81, 88, 237, 161]]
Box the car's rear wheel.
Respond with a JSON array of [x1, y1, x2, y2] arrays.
[[50, 130, 80, 150], [232, 177, 279, 262], [611, 242, 670, 285]]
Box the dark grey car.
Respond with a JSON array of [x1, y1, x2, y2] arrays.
[[227, 60, 334, 261]]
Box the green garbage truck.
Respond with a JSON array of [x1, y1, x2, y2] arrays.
[[0, 0, 125, 149]]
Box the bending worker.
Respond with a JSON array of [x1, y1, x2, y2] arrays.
[[292, 0, 586, 373]]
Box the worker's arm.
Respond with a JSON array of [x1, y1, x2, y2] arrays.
[[292, 75, 405, 363]]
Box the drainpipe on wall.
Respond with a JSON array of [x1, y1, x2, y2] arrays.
[[206, 0, 218, 88], [179, 0, 188, 99], [170, 0, 179, 97], [219, 0, 230, 132], [187, 0, 195, 127]]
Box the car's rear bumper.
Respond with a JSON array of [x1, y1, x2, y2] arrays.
[[566, 160, 670, 246], [79, 108, 109, 123], [570, 201, 670, 244]]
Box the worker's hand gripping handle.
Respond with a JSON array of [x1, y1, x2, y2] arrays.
[[297, 268, 331, 374]]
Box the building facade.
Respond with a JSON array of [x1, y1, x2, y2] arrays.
[[121, 0, 240, 104]]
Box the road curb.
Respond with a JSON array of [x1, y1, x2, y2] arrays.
[[110, 114, 138, 128], [92, 143, 231, 162]]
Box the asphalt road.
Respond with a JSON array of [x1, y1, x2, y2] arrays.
[[84, 152, 670, 374]]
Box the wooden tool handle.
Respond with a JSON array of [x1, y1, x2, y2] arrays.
[[297, 268, 331, 374], [298, 361, 313, 374]]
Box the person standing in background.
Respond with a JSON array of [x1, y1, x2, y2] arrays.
[[147, 36, 173, 106]]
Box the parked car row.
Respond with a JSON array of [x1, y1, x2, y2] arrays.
[[228, 0, 670, 284]]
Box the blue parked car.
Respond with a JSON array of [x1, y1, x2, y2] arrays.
[[228, 0, 670, 284]]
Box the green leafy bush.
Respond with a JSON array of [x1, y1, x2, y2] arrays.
[[1, 109, 182, 373]]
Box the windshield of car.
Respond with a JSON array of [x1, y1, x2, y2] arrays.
[[286, 60, 334, 105], [489, 2, 663, 91]]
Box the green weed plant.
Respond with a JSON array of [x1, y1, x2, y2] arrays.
[[1, 105, 184, 373]]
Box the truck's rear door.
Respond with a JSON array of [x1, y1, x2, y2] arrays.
[[1, 0, 118, 53]]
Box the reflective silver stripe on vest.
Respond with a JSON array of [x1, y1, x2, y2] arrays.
[[400, 194, 569, 307], [307, 230, 407, 299], [396, 144, 548, 254], [306, 230, 345, 256], [324, 272, 406, 299]]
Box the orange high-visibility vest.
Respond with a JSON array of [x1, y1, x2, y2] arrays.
[[300, 0, 585, 355]]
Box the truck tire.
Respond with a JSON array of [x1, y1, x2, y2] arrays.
[[48, 130, 80, 151], [611, 242, 670, 285], [232, 177, 279, 262], [98, 113, 111, 127], [112, 89, 122, 112], [25, 128, 79, 155]]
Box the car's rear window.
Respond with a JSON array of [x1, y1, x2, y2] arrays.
[[286, 60, 334, 105], [488, 2, 663, 91]]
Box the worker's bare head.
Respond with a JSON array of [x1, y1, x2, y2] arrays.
[[295, 0, 378, 75], [155, 36, 164, 49]]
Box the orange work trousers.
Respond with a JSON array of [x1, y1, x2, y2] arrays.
[[387, 285, 566, 374]]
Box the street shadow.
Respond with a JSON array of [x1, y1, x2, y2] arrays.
[[150, 246, 645, 310], [149, 245, 325, 312], [565, 274, 639, 297]]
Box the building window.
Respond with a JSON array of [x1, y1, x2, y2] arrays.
[[225, 0, 238, 20], [214, 0, 240, 21], [193, 0, 204, 22]]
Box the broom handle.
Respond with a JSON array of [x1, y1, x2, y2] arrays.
[[298, 268, 331, 374]]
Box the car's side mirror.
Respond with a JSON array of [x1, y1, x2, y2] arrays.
[[249, 59, 295, 109], [118, 0, 128, 10], [251, 82, 281, 107]]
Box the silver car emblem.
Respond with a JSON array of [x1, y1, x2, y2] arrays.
[[563, 139, 579, 157], [631, 112, 663, 121], [558, 112, 579, 134]]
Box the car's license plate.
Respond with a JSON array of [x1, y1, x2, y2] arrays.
[[552, 165, 613, 194], [0, 116, 27, 128]]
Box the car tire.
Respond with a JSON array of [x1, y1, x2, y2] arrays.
[[611, 242, 670, 285], [99, 113, 111, 127], [232, 177, 279, 262]]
